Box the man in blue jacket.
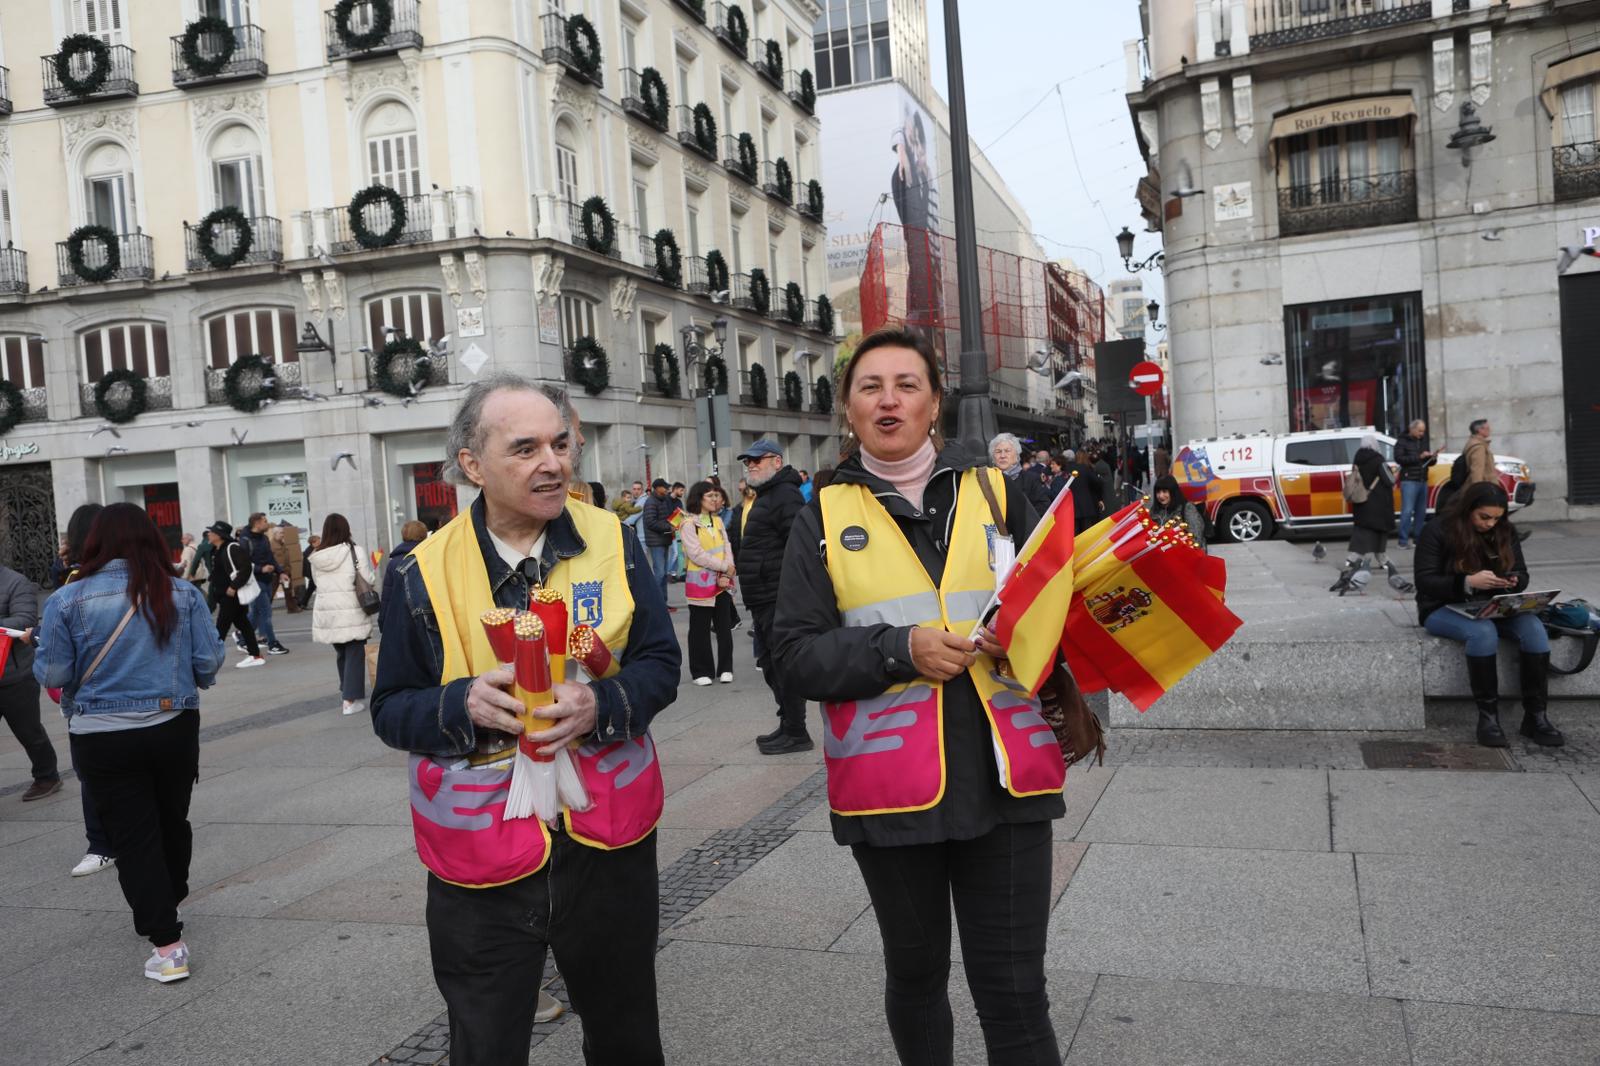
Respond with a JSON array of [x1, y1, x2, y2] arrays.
[[638, 478, 679, 610]]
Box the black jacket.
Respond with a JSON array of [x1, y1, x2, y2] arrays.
[[1066, 463, 1104, 529], [772, 446, 1064, 847], [207, 540, 254, 601], [243, 528, 277, 580], [1012, 464, 1055, 516], [378, 539, 421, 628], [1350, 447, 1396, 533], [1413, 516, 1529, 624], [1394, 435, 1432, 482], [0, 565, 38, 687], [639, 491, 678, 548], [736, 465, 805, 609]]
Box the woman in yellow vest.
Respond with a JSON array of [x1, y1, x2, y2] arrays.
[[679, 480, 737, 685], [773, 326, 1067, 1064]]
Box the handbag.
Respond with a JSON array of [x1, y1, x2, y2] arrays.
[[972, 469, 1106, 768], [1342, 466, 1378, 504], [350, 545, 381, 616], [231, 543, 261, 607]]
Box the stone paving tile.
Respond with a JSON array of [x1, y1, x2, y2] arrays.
[[1059, 764, 1115, 839], [1077, 767, 1331, 851], [1402, 999, 1600, 1066], [270, 848, 428, 925], [184, 824, 415, 918], [659, 761, 818, 830]]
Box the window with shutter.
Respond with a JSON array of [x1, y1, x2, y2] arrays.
[[78, 322, 169, 382], [201, 308, 299, 369], [366, 291, 447, 347]]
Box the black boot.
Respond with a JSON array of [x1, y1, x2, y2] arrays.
[[759, 697, 814, 754], [756, 720, 785, 746], [1517, 651, 1564, 747], [1466, 654, 1507, 748]]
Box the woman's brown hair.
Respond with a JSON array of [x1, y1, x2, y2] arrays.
[[318, 512, 354, 552], [837, 326, 945, 457], [77, 503, 180, 644], [1443, 482, 1516, 574]]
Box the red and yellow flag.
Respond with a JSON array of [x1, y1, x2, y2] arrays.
[[990, 486, 1076, 696], [667, 507, 687, 530]]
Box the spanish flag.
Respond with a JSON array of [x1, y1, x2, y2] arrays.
[[371, 549, 386, 570], [667, 507, 687, 531], [989, 485, 1076, 696]]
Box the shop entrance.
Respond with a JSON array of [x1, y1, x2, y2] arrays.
[[1559, 272, 1600, 505], [0, 462, 58, 586], [410, 462, 458, 531]]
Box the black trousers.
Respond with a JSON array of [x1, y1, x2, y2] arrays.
[[426, 828, 663, 1066], [0, 678, 59, 782], [333, 640, 367, 701], [215, 593, 260, 658], [851, 821, 1061, 1066], [687, 592, 735, 680], [750, 601, 808, 736], [70, 712, 199, 947]]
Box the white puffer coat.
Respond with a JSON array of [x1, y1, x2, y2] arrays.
[[309, 542, 377, 645]]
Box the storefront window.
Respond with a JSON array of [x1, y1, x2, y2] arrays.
[[1284, 292, 1425, 437], [410, 461, 457, 532]]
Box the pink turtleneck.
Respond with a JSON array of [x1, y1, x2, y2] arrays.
[[861, 440, 938, 512]]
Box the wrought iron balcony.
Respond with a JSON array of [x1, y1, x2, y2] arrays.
[[749, 38, 783, 88], [796, 177, 824, 223], [1277, 171, 1417, 237], [204, 359, 302, 405], [565, 200, 621, 258], [541, 13, 603, 88], [42, 44, 138, 106], [9, 385, 47, 423], [685, 255, 710, 295], [676, 104, 719, 160], [0, 66, 11, 114], [80, 375, 173, 415], [620, 68, 668, 131], [330, 191, 433, 254], [171, 23, 267, 86], [786, 68, 815, 115], [710, 3, 748, 56], [0, 247, 26, 295], [670, 0, 707, 23], [326, 0, 422, 61], [364, 347, 448, 390], [184, 215, 283, 272], [730, 272, 758, 310], [761, 160, 793, 204], [737, 368, 766, 407], [722, 133, 758, 184], [1249, 0, 1431, 51], [57, 231, 154, 286], [1553, 141, 1600, 204]]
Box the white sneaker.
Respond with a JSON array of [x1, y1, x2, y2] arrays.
[[719, 672, 734, 684], [71, 852, 114, 877], [236, 656, 266, 669], [144, 944, 190, 984], [693, 676, 714, 687], [341, 700, 365, 716]]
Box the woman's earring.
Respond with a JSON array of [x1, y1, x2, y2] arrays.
[[928, 425, 936, 437]]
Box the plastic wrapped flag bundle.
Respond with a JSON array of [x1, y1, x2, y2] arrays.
[[568, 625, 614, 680], [480, 607, 518, 664], [527, 587, 588, 811], [502, 613, 561, 822]]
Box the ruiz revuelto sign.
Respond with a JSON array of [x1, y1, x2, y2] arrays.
[[1269, 95, 1415, 140]]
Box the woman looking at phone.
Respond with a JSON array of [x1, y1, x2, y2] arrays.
[[1413, 482, 1561, 749]]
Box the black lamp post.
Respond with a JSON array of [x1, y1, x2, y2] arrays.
[[1146, 299, 1166, 333], [1117, 226, 1164, 273], [295, 320, 339, 392]]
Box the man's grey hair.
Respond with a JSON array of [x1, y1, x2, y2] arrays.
[[1469, 418, 1489, 437], [1409, 419, 1426, 432], [988, 432, 1022, 460], [1062, 448, 1076, 463], [443, 373, 573, 485]]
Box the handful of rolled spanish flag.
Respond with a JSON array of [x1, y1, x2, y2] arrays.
[[981, 485, 1242, 712]]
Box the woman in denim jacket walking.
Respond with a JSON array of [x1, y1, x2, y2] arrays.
[[34, 504, 226, 984]]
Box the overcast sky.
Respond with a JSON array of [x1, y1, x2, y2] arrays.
[[925, 1, 1161, 303]]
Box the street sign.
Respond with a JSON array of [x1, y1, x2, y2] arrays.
[[1130, 360, 1164, 397]]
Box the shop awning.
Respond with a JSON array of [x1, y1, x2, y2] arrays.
[[1541, 51, 1600, 116], [1268, 95, 1416, 143]]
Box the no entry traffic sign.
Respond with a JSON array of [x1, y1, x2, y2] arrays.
[[1130, 360, 1164, 397]]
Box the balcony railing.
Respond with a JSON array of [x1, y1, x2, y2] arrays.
[[364, 347, 448, 390], [8, 385, 47, 423], [737, 368, 766, 407], [796, 177, 824, 222], [723, 133, 758, 183], [710, 3, 748, 55], [171, 23, 267, 86], [1554, 142, 1600, 204], [329, 192, 433, 254], [785, 68, 815, 114], [760, 160, 793, 204], [566, 200, 620, 258], [620, 68, 668, 130], [80, 375, 173, 415], [676, 104, 719, 160], [42, 44, 138, 106], [542, 13, 603, 87], [730, 272, 757, 310], [326, 0, 422, 61], [1277, 171, 1417, 237], [0, 247, 26, 295], [749, 38, 783, 87], [57, 231, 154, 286], [204, 359, 302, 405], [184, 215, 283, 271], [670, 0, 707, 23], [685, 255, 710, 294], [1249, 0, 1431, 51], [0, 66, 11, 114]]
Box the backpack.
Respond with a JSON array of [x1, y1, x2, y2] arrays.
[[1447, 452, 1469, 490], [1342, 466, 1377, 504]]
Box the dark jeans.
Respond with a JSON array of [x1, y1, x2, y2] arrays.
[[70, 712, 199, 947], [426, 829, 663, 1066], [216, 594, 260, 658], [0, 679, 59, 783], [687, 593, 734, 680], [1398, 480, 1428, 545], [334, 640, 367, 701], [851, 822, 1060, 1066], [248, 579, 278, 646], [647, 543, 671, 606], [71, 743, 114, 857], [751, 602, 808, 736]]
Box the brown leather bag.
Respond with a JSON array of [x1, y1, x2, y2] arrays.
[[972, 469, 1106, 768]]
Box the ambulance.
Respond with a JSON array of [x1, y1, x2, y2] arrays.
[[1171, 428, 1536, 543]]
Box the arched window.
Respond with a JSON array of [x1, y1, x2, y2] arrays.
[[559, 292, 598, 348], [364, 290, 449, 388], [202, 306, 298, 403], [208, 122, 266, 218], [81, 140, 136, 232], [0, 334, 47, 422], [554, 120, 582, 208], [78, 321, 173, 411], [363, 100, 422, 196]]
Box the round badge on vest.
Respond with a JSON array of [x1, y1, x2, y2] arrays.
[[840, 525, 870, 552]]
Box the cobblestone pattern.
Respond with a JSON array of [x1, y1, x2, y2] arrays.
[[373, 769, 829, 1065]]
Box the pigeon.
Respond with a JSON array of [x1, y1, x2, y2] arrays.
[[292, 387, 330, 402], [105, 446, 128, 456], [169, 421, 203, 428], [230, 428, 249, 446], [332, 451, 357, 472], [91, 424, 121, 439], [364, 396, 386, 407], [1347, 566, 1371, 594], [1558, 246, 1583, 275], [1386, 562, 1415, 594], [1311, 541, 1326, 562]]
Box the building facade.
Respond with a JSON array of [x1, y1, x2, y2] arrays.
[[0, 0, 837, 584], [1126, 0, 1600, 519]]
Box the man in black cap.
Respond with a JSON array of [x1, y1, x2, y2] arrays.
[[638, 478, 679, 610], [734, 439, 811, 753], [204, 522, 265, 668]]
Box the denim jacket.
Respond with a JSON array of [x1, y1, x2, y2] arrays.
[[371, 494, 682, 758], [33, 561, 226, 717]]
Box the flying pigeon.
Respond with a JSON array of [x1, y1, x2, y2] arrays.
[[332, 451, 357, 472], [91, 424, 121, 439], [1311, 541, 1326, 562], [230, 428, 249, 446]]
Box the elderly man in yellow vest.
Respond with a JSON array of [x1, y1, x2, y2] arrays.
[[371, 374, 681, 1066]]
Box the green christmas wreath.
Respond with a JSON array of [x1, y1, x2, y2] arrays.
[[703, 249, 730, 293], [196, 206, 254, 270], [653, 228, 683, 288], [94, 369, 147, 425], [348, 184, 406, 248], [566, 14, 603, 82], [651, 343, 680, 398], [333, 0, 392, 50], [734, 132, 759, 182], [691, 103, 718, 158], [747, 267, 771, 315], [703, 354, 729, 395], [639, 66, 670, 128], [764, 40, 784, 81], [372, 336, 432, 397], [798, 69, 816, 111], [814, 293, 835, 336], [580, 196, 615, 254], [723, 5, 749, 52], [748, 363, 768, 408], [180, 17, 236, 77], [222, 354, 280, 413], [804, 179, 824, 218], [0, 378, 25, 436], [55, 34, 110, 97], [569, 336, 609, 396], [782, 370, 804, 411], [812, 375, 833, 414], [66, 225, 120, 284], [782, 282, 806, 325], [773, 158, 794, 203]]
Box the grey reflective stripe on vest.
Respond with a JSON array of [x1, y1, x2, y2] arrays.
[[842, 590, 943, 629], [943, 588, 993, 627]]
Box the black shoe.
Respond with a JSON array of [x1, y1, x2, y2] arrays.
[[267, 642, 291, 655], [758, 732, 815, 755], [756, 724, 785, 745], [20, 778, 63, 802]]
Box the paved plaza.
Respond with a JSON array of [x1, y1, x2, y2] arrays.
[[2, 525, 1598, 1065]]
